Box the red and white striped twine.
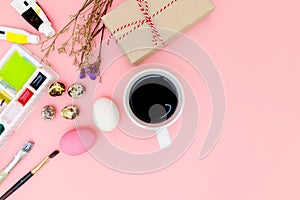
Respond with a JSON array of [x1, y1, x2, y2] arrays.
[[108, 0, 177, 46]]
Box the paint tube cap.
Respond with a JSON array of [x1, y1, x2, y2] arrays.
[[29, 35, 40, 44], [40, 25, 55, 37]]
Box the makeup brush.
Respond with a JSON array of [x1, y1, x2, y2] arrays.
[[0, 141, 34, 184], [0, 150, 59, 200]]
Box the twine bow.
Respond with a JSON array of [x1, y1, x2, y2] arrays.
[[136, 0, 165, 46], [108, 0, 177, 46]]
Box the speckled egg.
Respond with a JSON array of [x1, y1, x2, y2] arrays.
[[61, 105, 79, 120], [41, 105, 56, 120], [48, 82, 66, 97], [67, 84, 86, 98]]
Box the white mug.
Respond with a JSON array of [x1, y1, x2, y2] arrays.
[[123, 68, 185, 149]]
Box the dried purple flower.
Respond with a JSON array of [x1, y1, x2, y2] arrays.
[[41, 0, 113, 81], [79, 69, 86, 79], [88, 73, 97, 80]]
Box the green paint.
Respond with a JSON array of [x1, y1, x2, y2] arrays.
[[0, 51, 36, 91]]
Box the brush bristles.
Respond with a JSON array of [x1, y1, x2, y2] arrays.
[[49, 150, 60, 158], [22, 141, 35, 152]]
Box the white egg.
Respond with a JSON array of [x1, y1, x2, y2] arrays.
[[93, 97, 120, 132]]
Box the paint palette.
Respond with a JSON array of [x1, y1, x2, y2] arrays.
[[0, 44, 58, 148]]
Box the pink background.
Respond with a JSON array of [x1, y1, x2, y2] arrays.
[[1, 0, 300, 199]]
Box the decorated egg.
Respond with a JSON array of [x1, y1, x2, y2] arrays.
[[48, 82, 66, 97], [67, 83, 86, 98], [41, 105, 55, 120], [61, 105, 79, 120]]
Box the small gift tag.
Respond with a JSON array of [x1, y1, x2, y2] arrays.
[[102, 0, 215, 65]]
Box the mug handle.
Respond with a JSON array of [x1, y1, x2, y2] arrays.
[[156, 127, 171, 149]]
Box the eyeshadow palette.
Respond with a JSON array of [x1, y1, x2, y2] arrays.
[[0, 44, 58, 148]]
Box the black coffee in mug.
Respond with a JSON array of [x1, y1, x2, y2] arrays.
[[129, 74, 178, 124]]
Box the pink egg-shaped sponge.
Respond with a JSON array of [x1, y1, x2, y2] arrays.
[[60, 128, 97, 156]]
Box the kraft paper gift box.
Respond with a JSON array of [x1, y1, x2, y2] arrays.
[[102, 0, 215, 65]]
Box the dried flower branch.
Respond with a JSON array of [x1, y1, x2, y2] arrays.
[[41, 0, 113, 80]]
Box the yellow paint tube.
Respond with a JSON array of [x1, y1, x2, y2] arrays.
[[0, 90, 12, 105], [0, 26, 40, 44]]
